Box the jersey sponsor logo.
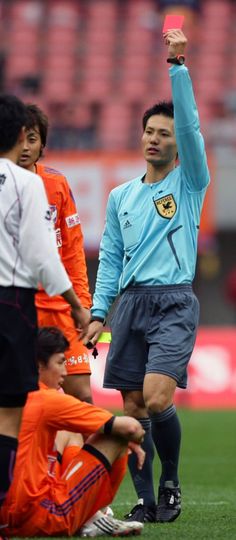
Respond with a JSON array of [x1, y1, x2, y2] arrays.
[[49, 204, 57, 224], [154, 193, 177, 219], [65, 213, 80, 228], [55, 227, 62, 247], [0, 173, 6, 190], [65, 353, 89, 366]]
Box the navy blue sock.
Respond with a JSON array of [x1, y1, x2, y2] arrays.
[[0, 434, 18, 507], [150, 405, 181, 487], [128, 417, 156, 507]]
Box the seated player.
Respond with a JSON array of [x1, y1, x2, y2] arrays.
[[0, 327, 145, 537], [37, 326, 84, 478]]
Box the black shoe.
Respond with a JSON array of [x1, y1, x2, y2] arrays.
[[124, 500, 156, 523], [156, 481, 181, 523]]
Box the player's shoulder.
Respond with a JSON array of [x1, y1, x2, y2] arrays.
[[37, 163, 68, 185], [8, 160, 43, 189], [41, 386, 75, 405], [109, 176, 143, 209], [110, 176, 142, 199]]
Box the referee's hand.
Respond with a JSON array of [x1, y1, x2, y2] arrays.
[[83, 320, 104, 348], [163, 28, 187, 58]]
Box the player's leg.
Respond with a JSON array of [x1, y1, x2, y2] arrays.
[[23, 433, 142, 537], [103, 290, 156, 523], [38, 308, 93, 403], [143, 372, 181, 522], [121, 389, 156, 523], [0, 404, 23, 507], [145, 284, 200, 522], [74, 434, 143, 537], [63, 373, 92, 403], [55, 430, 84, 476], [0, 287, 38, 507]]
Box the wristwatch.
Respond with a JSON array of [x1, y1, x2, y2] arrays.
[[91, 316, 106, 326], [167, 55, 185, 65]]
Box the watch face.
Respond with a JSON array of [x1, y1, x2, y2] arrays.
[[177, 55, 185, 65]]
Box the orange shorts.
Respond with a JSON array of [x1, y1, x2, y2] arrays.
[[3, 449, 127, 537], [37, 308, 91, 375]]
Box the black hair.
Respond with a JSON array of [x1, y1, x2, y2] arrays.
[[0, 94, 27, 152], [37, 326, 69, 366], [142, 101, 174, 131], [25, 103, 49, 149]]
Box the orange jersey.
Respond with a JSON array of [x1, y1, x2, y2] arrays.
[[35, 163, 91, 311], [1, 383, 113, 535]]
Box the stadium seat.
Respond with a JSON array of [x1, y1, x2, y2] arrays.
[[47, 0, 79, 28], [98, 102, 133, 150]]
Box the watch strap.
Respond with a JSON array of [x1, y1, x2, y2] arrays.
[[91, 316, 106, 326], [167, 54, 185, 65]]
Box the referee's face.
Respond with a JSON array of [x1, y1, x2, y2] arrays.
[[18, 126, 43, 172], [142, 114, 177, 167]]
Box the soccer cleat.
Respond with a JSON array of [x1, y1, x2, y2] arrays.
[[124, 499, 156, 523], [80, 512, 144, 537], [156, 481, 181, 523]]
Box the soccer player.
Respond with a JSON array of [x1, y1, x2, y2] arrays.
[[0, 328, 145, 537], [84, 29, 210, 523], [37, 326, 83, 478], [0, 95, 90, 508], [19, 104, 93, 403]]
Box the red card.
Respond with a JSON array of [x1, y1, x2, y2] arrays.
[[162, 14, 184, 33]]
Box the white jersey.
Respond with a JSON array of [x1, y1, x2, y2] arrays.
[[0, 158, 71, 296]]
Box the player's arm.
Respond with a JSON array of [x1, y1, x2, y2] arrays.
[[19, 174, 71, 296], [19, 175, 90, 335], [83, 191, 124, 346], [44, 391, 114, 434], [43, 392, 144, 445], [166, 29, 210, 192], [91, 190, 124, 320], [60, 179, 91, 309]]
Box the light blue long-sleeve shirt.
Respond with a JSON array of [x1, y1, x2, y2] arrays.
[[92, 65, 210, 319]]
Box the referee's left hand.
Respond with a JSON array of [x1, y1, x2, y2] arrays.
[[83, 320, 104, 348], [163, 28, 187, 58]]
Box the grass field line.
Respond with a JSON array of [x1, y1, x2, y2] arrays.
[[115, 500, 229, 507]]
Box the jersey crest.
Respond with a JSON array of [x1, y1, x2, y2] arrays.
[[154, 194, 177, 219], [49, 205, 57, 224]]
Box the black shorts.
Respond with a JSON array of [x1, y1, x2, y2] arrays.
[[103, 284, 199, 390], [0, 286, 39, 395]]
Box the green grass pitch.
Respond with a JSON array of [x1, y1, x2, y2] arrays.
[[14, 410, 236, 539]]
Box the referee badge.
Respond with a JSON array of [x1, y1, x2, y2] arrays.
[[153, 193, 177, 219]]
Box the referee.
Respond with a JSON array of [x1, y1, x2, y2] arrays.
[[84, 30, 210, 523], [0, 94, 90, 507]]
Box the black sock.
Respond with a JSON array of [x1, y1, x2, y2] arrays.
[[128, 417, 156, 507], [0, 434, 18, 507], [150, 405, 181, 487]]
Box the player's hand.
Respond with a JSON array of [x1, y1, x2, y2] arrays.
[[163, 28, 187, 58], [128, 442, 146, 470], [111, 416, 145, 444], [71, 306, 91, 340], [83, 320, 104, 348]]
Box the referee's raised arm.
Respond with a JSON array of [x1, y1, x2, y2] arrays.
[[165, 29, 210, 192]]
